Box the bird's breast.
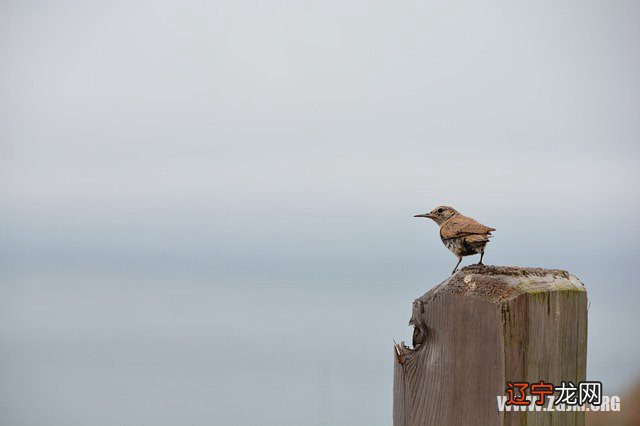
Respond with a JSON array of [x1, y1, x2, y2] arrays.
[[441, 236, 462, 254]]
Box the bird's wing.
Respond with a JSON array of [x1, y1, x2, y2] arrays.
[[440, 215, 496, 239], [464, 234, 491, 244]]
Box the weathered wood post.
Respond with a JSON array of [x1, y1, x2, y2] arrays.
[[393, 265, 588, 426]]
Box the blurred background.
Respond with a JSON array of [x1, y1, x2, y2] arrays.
[[1, 1, 639, 425]]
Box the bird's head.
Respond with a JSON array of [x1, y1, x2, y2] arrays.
[[414, 206, 459, 225]]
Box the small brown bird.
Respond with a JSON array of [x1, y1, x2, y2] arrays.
[[414, 206, 495, 274]]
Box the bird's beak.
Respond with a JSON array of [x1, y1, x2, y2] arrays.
[[414, 213, 433, 219]]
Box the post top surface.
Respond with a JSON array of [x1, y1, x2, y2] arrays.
[[418, 264, 586, 304]]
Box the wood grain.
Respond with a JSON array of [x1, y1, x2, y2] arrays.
[[393, 265, 588, 426]]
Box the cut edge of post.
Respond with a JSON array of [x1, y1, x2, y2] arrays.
[[394, 264, 587, 362]]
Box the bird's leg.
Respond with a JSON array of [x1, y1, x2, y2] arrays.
[[478, 250, 485, 266], [452, 257, 462, 274]]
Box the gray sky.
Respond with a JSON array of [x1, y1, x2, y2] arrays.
[[1, 1, 639, 425]]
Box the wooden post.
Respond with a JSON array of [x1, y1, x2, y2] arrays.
[[393, 265, 588, 426]]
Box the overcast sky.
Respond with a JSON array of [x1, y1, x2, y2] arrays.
[[1, 1, 639, 425]]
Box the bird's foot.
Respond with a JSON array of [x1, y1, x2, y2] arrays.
[[477, 261, 484, 266]]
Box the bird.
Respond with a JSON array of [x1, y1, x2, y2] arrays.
[[414, 206, 495, 274]]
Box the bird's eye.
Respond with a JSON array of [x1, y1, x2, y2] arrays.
[[437, 208, 444, 213]]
